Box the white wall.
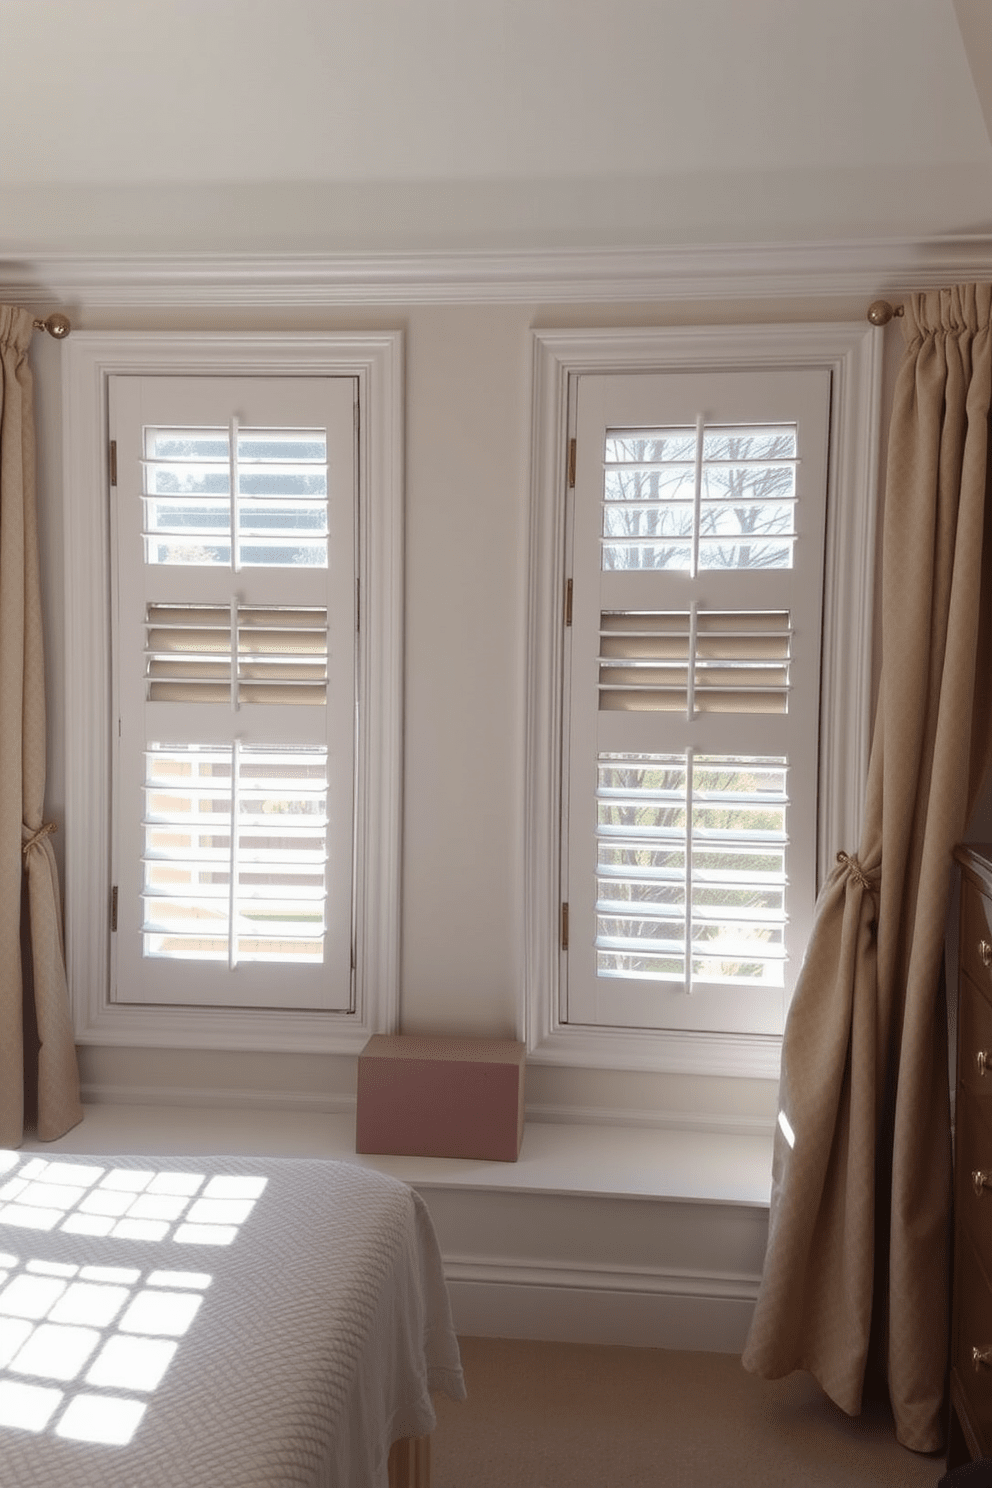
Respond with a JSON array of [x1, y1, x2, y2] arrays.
[[2, 1, 989, 253], [28, 289, 908, 1125]]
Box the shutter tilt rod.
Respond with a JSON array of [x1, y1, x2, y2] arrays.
[[684, 747, 694, 995], [691, 414, 704, 579], [228, 738, 242, 972], [230, 415, 241, 574]]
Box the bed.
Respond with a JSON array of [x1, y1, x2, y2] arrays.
[[0, 1149, 465, 1487]]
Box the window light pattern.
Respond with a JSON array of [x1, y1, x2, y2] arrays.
[[596, 753, 788, 988], [0, 1152, 266, 1448], [143, 426, 329, 569], [602, 424, 797, 572]]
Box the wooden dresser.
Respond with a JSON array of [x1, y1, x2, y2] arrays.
[[949, 845, 992, 1468]]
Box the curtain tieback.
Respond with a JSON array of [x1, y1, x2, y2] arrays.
[[836, 850, 877, 897], [22, 821, 57, 857]]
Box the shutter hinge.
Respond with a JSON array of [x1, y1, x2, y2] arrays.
[[111, 885, 118, 932], [354, 398, 360, 437], [567, 437, 576, 488], [561, 902, 569, 950], [564, 577, 573, 627], [355, 576, 360, 632], [109, 440, 117, 487]]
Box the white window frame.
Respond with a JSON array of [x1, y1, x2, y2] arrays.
[[62, 333, 403, 1054], [524, 325, 883, 1079]]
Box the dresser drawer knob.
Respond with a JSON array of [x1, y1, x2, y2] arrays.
[[978, 1051, 992, 1078], [982, 940, 992, 968], [974, 1346, 992, 1371], [974, 1170, 992, 1197]]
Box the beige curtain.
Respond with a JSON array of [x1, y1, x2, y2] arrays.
[[742, 284, 992, 1452], [0, 305, 82, 1147]]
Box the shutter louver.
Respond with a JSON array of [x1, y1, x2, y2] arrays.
[[595, 752, 788, 990], [142, 425, 329, 570], [142, 744, 328, 966], [601, 423, 798, 573], [145, 604, 328, 705], [599, 610, 791, 714]]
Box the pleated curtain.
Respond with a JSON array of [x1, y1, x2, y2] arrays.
[[743, 284, 992, 1452], [0, 305, 82, 1147]]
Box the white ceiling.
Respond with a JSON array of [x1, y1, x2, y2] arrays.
[[2, 0, 991, 254]]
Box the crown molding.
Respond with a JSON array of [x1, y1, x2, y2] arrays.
[[1, 235, 991, 309]]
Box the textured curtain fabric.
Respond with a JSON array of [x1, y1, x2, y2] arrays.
[[0, 305, 81, 1146], [742, 284, 992, 1453]]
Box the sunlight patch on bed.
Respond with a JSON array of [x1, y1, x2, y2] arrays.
[[0, 1378, 62, 1432], [56, 1393, 146, 1445], [0, 1151, 267, 1448]]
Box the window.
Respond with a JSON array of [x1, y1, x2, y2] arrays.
[[63, 335, 402, 1053], [565, 370, 828, 1037], [525, 328, 881, 1076], [110, 375, 355, 1011]]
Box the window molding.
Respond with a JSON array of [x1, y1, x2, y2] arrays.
[[523, 324, 883, 1078], [62, 332, 403, 1053]]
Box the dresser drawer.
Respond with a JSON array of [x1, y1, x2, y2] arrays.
[[962, 878, 992, 999], [952, 1228, 992, 1456], [961, 968, 992, 1101], [957, 1087, 992, 1265]]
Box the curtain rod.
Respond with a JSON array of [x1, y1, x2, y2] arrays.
[[32, 312, 71, 340], [29, 302, 905, 334], [867, 300, 904, 326]]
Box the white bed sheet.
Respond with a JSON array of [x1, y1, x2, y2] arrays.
[[0, 1151, 465, 1487]]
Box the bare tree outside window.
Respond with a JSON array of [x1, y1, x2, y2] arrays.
[[602, 426, 797, 573]]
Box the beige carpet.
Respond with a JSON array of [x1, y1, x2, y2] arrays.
[[431, 1338, 947, 1488]]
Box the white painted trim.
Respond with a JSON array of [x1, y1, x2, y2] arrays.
[[524, 1104, 776, 1138], [445, 1254, 759, 1300], [62, 331, 403, 1053], [524, 324, 881, 1076], [76, 1082, 774, 1137], [445, 1266, 757, 1352], [80, 1083, 356, 1115], [4, 234, 992, 307], [817, 323, 882, 877]]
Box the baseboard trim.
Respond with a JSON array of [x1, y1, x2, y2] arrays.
[[445, 1255, 759, 1301], [445, 1258, 758, 1352]]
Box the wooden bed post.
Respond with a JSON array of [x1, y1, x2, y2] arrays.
[[387, 1435, 430, 1488]]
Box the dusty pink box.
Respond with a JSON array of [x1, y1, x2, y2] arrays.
[[356, 1034, 526, 1162]]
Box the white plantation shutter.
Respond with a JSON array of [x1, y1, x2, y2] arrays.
[[110, 375, 356, 1011], [594, 751, 789, 987], [564, 369, 830, 1034], [142, 743, 330, 968], [145, 605, 329, 705], [598, 610, 792, 714]]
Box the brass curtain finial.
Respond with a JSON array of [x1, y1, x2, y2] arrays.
[[866, 300, 904, 327], [32, 312, 71, 340]]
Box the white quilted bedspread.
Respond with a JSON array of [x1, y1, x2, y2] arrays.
[[0, 1151, 465, 1488]]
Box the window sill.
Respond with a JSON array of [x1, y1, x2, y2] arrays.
[[23, 1102, 773, 1210]]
